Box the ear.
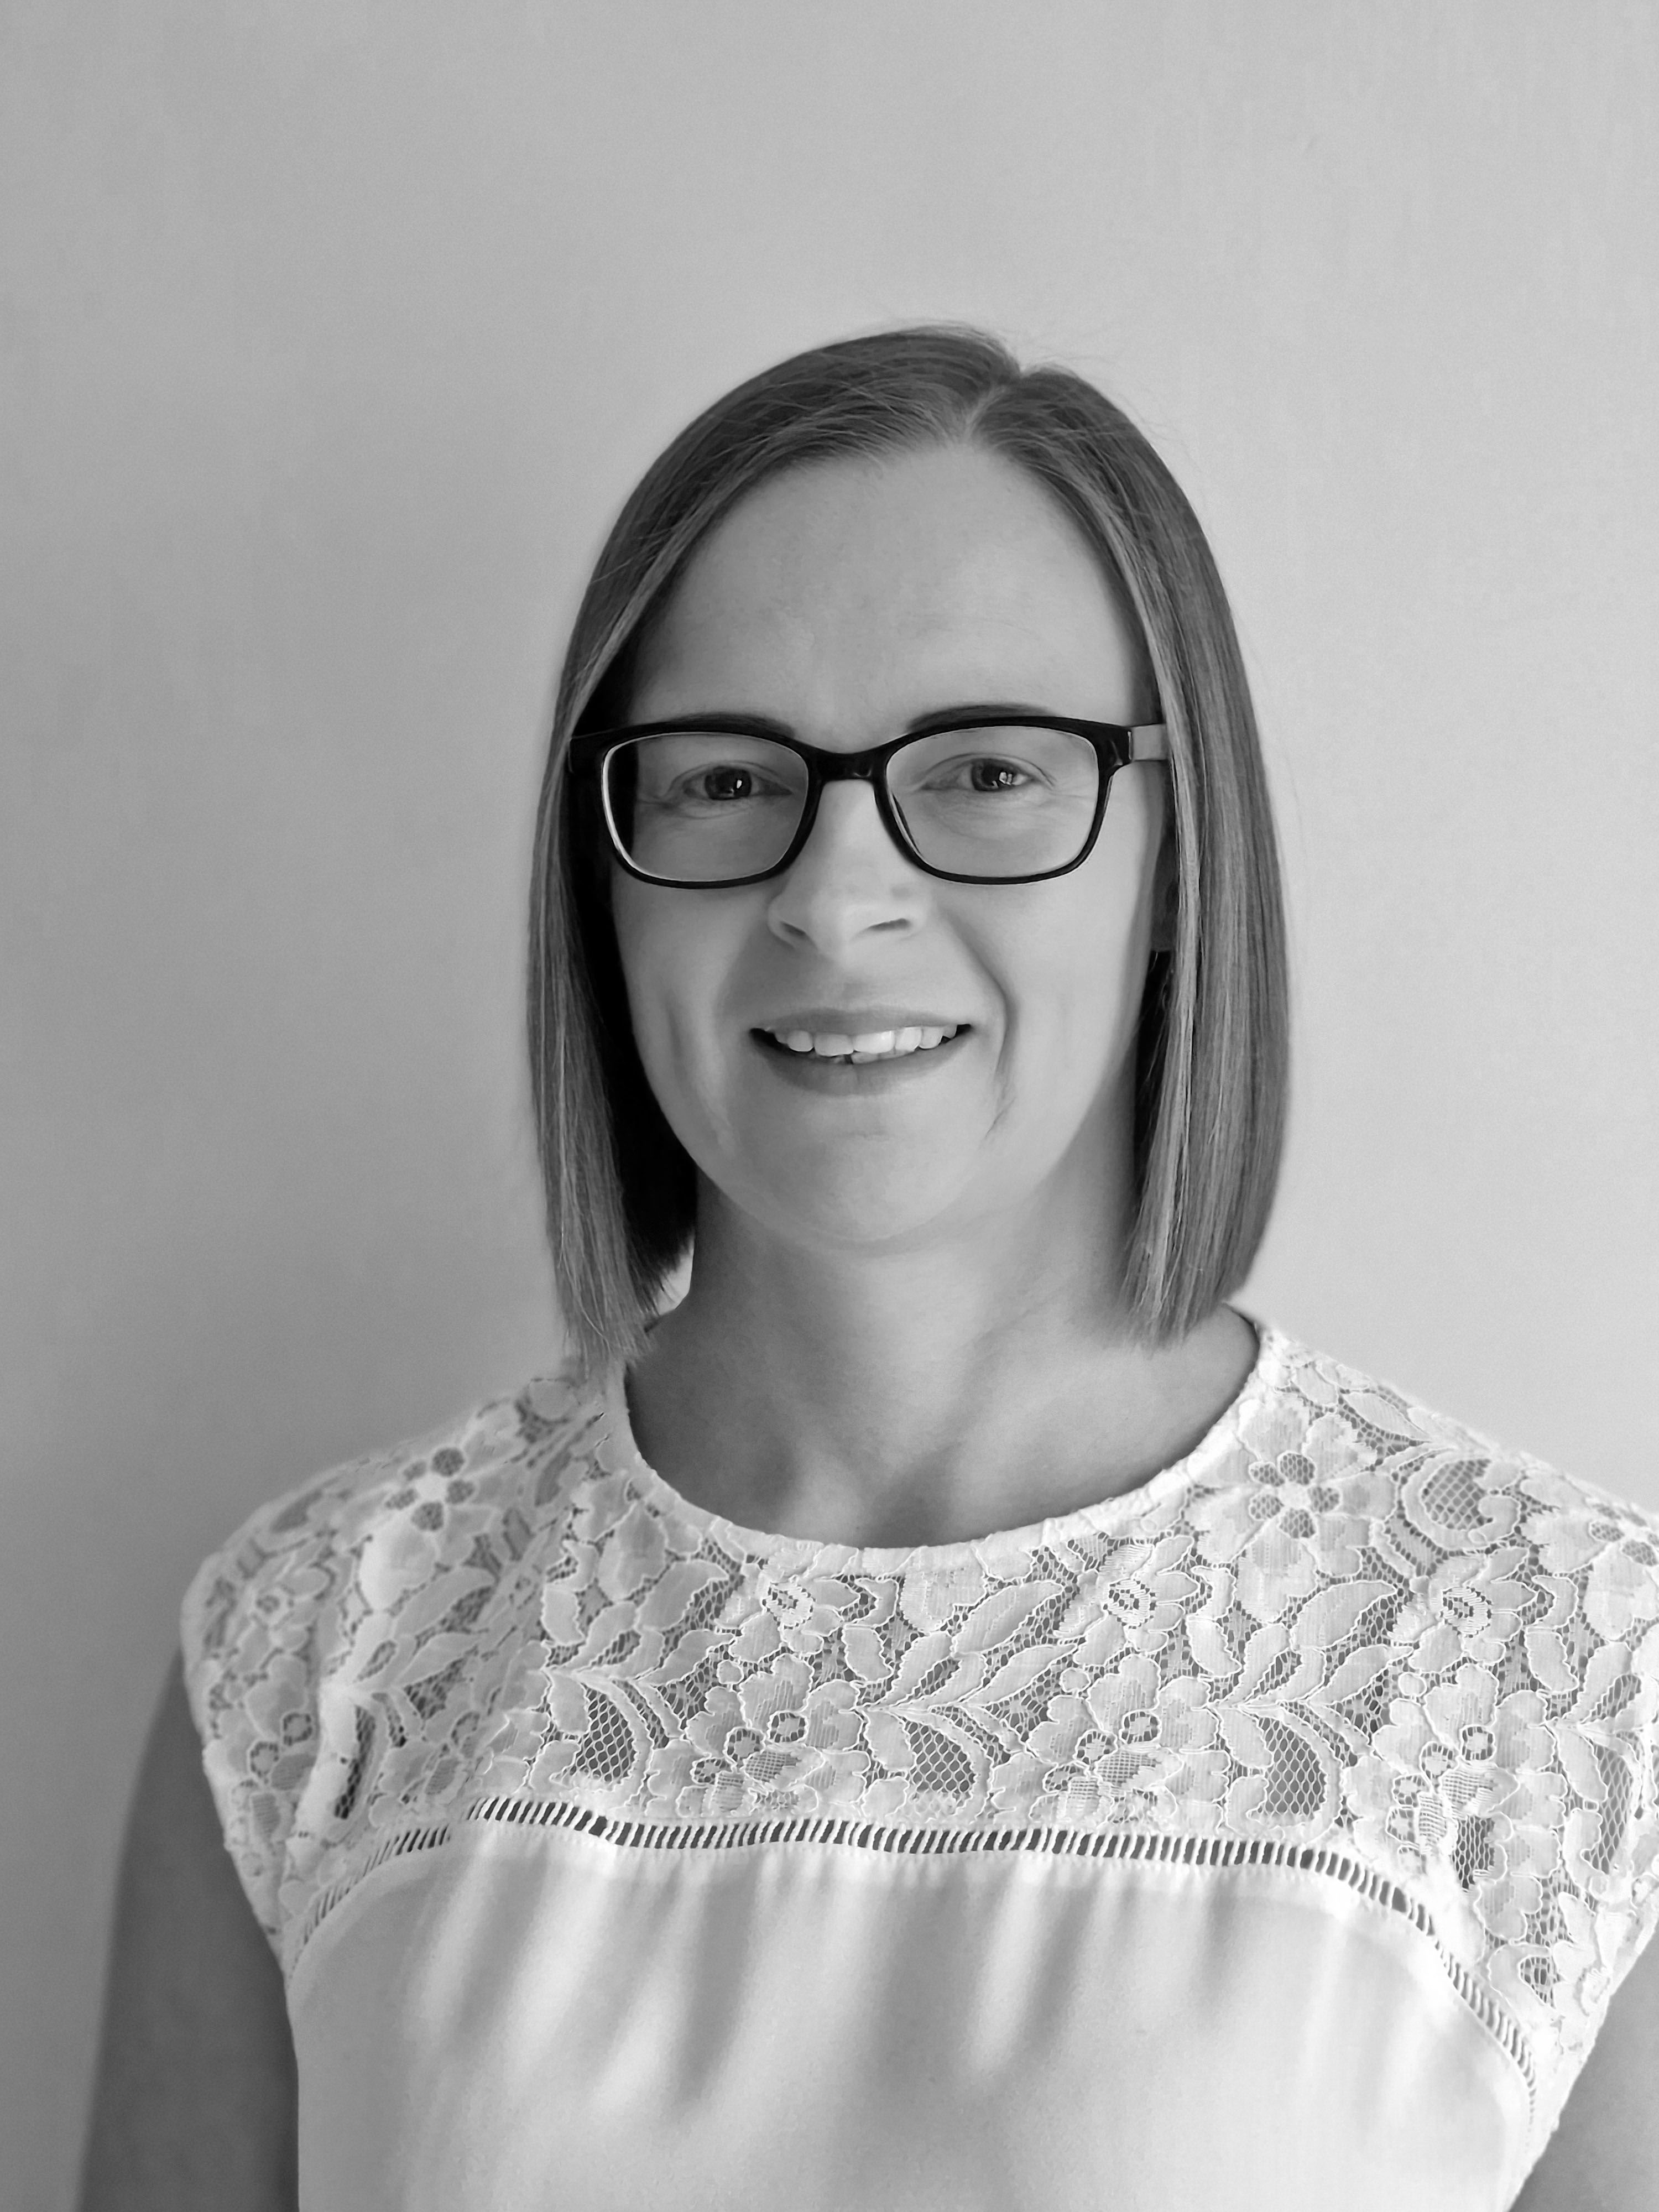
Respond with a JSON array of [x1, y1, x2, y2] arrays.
[[1149, 828, 1178, 952]]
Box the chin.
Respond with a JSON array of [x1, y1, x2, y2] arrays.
[[734, 1168, 975, 1254]]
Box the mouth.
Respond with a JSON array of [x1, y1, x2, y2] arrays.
[[752, 1022, 966, 1066]]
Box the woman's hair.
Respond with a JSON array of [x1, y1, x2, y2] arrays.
[[529, 326, 1288, 1379]]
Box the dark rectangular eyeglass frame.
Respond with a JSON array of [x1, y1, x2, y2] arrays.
[[567, 713, 1171, 888]]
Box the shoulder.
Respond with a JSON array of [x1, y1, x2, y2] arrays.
[[177, 1357, 609, 1946], [1224, 1332, 1659, 2118], [1274, 1327, 1655, 1557], [182, 1360, 609, 1692], [1225, 1329, 1659, 1744], [1215, 1328, 1659, 1582]]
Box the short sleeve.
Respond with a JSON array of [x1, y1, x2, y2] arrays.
[[179, 1459, 375, 1948], [1499, 1458, 1659, 2121], [177, 1370, 593, 1959]]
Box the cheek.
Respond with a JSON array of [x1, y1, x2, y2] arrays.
[[1000, 864, 1153, 1085], [609, 880, 739, 1099], [610, 879, 679, 1065]]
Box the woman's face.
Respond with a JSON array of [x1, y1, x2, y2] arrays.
[[609, 440, 1167, 1261]]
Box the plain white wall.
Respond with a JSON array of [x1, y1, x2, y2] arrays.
[[3, 2, 1655, 2200]]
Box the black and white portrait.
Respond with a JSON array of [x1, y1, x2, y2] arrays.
[[3, 6, 1655, 2207]]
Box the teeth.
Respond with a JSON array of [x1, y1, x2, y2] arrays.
[[769, 1024, 959, 1061]]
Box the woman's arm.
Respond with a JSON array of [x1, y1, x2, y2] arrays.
[[1510, 1927, 1659, 2210], [77, 1656, 299, 2212]]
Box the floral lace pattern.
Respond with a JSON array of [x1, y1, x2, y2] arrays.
[[182, 1328, 1659, 2155]]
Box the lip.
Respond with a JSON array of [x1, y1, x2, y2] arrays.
[[752, 1006, 969, 1035], [749, 1025, 969, 1094]]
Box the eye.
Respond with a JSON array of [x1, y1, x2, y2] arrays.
[[630, 733, 806, 812], [920, 753, 1047, 796], [964, 758, 1036, 794], [681, 764, 766, 803], [895, 725, 1097, 805]]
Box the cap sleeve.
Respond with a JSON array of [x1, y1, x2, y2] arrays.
[[1504, 1459, 1659, 2105], [179, 1455, 383, 1949], [177, 1367, 593, 1957]]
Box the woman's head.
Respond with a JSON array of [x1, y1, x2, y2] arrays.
[[529, 327, 1287, 1375]]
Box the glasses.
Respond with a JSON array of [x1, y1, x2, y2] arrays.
[[568, 715, 1169, 888]]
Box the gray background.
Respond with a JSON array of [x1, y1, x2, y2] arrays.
[[3, 3, 1655, 2202]]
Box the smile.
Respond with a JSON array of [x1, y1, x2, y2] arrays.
[[759, 1024, 961, 1065], [750, 1024, 971, 1090]]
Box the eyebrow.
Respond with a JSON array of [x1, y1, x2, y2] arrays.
[[638, 700, 1075, 737]]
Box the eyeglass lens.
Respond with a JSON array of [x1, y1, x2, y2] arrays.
[[603, 728, 1103, 882]]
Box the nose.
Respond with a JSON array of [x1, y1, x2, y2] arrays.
[[765, 780, 928, 952]]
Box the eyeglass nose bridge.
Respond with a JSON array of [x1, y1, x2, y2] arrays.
[[784, 744, 914, 870], [813, 748, 885, 786]]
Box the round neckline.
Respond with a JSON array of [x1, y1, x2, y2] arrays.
[[594, 1313, 1283, 1574]]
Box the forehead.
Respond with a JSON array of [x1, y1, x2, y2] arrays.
[[629, 441, 1145, 732]]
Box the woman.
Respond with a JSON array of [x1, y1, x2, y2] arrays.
[[82, 329, 1659, 2209]]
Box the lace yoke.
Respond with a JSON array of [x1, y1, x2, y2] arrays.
[[182, 1326, 1659, 2184]]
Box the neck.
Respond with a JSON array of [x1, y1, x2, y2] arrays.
[[622, 1155, 1255, 1549]]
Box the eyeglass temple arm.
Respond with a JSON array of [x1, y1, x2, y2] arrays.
[[1128, 723, 1170, 762]]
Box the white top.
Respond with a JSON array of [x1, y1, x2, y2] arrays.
[[181, 1323, 1659, 2211]]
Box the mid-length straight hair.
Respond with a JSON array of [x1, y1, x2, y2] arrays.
[[529, 327, 1288, 1380]]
